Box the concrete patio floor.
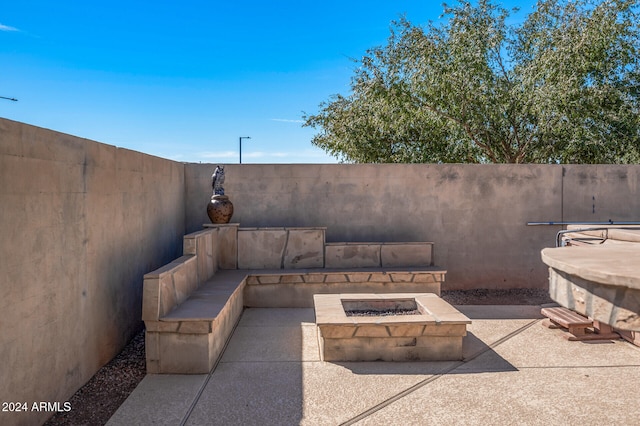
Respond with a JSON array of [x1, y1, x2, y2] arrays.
[[107, 305, 640, 425]]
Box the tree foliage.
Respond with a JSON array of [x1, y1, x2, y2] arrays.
[[303, 0, 640, 163]]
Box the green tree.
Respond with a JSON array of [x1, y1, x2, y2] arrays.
[[303, 0, 640, 163]]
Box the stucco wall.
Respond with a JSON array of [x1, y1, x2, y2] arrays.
[[562, 165, 640, 221], [0, 119, 185, 426], [185, 163, 640, 291], [3, 117, 640, 425]]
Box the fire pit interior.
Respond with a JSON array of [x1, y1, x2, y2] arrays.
[[342, 298, 421, 316], [314, 293, 471, 362]]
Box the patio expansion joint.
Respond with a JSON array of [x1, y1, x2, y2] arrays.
[[339, 318, 542, 426], [518, 363, 640, 370], [177, 310, 246, 426], [217, 360, 321, 364]]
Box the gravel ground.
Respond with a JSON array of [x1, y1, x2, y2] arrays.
[[346, 309, 421, 316], [42, 289, 552, 425], [441, 288, 553, 306], [43, 330, 146, 426]]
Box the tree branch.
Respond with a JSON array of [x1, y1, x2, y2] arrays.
[[415, 97, 499, 162]]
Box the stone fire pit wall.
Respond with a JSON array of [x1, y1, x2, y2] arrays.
[[314, 293, 471, 362]]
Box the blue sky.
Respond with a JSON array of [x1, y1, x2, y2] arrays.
[[1, 1, 535, 164]]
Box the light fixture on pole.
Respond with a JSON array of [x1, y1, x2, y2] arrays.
[[239, 136, 251, 164], [0, 96, 18, 102]]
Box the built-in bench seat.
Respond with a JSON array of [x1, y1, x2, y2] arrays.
[[162, 271, 248, 322], [144, 267, 445, 373], [144, 270, 247, 374], [143, 225, 447, 373]]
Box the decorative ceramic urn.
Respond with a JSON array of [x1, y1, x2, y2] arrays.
[[207, 195, 233, 223], [207, 165, 234, 224]]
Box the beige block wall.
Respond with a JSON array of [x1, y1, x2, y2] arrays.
[[185, 164, 565, 290], [0, 119, 185, 426], [184, 163, 640, 290]]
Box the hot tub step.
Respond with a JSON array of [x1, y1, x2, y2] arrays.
[[541, 307, 620, 341]]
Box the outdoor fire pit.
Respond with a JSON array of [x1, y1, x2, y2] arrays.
[[314, 293, 471, 362]]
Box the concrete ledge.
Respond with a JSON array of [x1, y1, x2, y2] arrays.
[[562, 225, 640, 247], [566, 225, 640, 243], [542, 246, 640, 290], [542, 246, 640, 331]]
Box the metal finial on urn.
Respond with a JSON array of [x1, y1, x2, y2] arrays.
[[207, 165, 234, 224]]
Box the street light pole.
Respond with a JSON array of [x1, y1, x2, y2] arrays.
[[0, 96, 18, 102], [239, 136, 251, 164]]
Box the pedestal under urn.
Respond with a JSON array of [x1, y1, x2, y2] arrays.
[[207, 165, 234, 224]]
